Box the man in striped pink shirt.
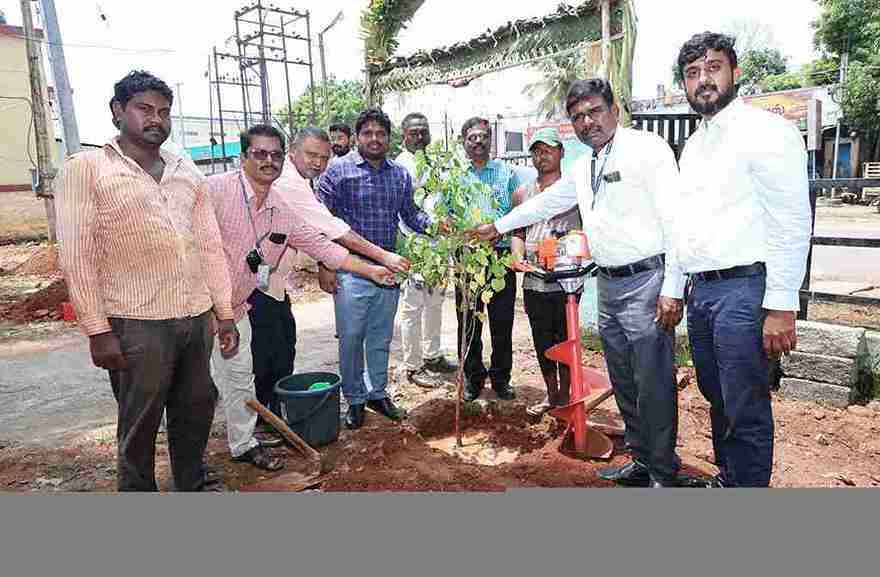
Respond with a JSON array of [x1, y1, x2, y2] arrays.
[[207, 124, 396, 471], [56, 71, 239, 492]]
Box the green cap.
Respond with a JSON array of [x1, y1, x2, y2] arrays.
[[529, 127, 563, 150]]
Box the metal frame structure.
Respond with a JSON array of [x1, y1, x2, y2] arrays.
[[208, 1, 317, 171]]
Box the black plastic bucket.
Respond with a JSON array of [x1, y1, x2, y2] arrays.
[[274, 372, 342, 447]]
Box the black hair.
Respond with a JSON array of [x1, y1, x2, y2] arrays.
[[293, 126, 330, 148], [677, 32, 738, 84], [113, 70, 174, 108], [328, 123, 352, 137], [565, 78, 614, 116], [355, 108, 392, 136], [460, 116, 490, 138], [109, 97, 119, 128], [240, 124, 286, 155], [402, 112, 428, 129]]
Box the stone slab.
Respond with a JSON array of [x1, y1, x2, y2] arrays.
[[782, 351, 858, 387], [779, 378, 852, 408], [795, 321, 866, 359]]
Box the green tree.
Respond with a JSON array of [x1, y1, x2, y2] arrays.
[[761, 71, 804, 93], [524, 52, 589, 120], [813, 0, 880, 162], [280, 78, 366, 132], [738, 48, 788, 94]]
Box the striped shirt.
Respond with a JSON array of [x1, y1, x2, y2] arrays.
[[56, 138, 234, 336], [276, 155, 351, 240], [207, 169, 349, 321]]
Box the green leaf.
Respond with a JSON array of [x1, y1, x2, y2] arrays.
[[491, 278, 505, 292], [480, 290, 493, 304]]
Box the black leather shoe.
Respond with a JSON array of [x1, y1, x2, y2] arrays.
[[492, 383, 516, 401], [366, 398, 402, 421], [463, 385, 482, 402], [424, 355, 459, 374], [597, 461, 651, 487], [345, 404, 365, 429]]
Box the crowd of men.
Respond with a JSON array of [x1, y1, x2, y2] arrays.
[[56, 30, 810, 491]]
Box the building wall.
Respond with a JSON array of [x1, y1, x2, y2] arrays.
[[0, 25, 57, 192]]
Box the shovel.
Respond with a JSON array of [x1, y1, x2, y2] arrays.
[[245, 398, 327, 491]]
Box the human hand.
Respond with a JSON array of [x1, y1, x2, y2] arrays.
[[368, 265, 398, 287], [763, 310, 797, 358], [381, 251, 411, 274], [89, 332, 127, 371], [654, 296, 684, 332], [511, 259, 539, 273], [318, 263, 338, 294], [217, 319, 240, 360], [468, 223, 500, 242]]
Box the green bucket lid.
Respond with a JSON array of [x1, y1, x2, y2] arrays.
[[307, 381, 333, 391]]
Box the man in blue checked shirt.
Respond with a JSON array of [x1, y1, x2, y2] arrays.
[[318, 108, 433, 430], [456, 117, 520, 403]]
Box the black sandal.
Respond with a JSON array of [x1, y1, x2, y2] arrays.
[[233, 446, 284, 472]]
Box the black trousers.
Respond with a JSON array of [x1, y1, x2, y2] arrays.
[[247, 290, 296, 416], [455, 264, 516, 390], [107, 311, 217, 492], [523, 289, 580, 407]]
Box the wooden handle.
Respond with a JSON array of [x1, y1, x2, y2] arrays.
[[245, 399, 321, 462], [583, 388, 615, 413]]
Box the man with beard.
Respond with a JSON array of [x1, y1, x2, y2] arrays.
[[328, 122, 354, 166], [676, 32, 811, 487], [455, 117, 521, 403], [471, 79, 687, 487], [395, 112, 458, 389], [318, 108, 433, 429], [245, 127, 409, 437], [57, 70, 239, 491], [207, 124, 396, 470]]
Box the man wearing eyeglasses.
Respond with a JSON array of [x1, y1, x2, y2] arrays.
[[470, 79, 688, 488], [206, 124, 397, 471]]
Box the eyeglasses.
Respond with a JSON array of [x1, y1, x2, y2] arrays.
[[248, 148, 285, 163]]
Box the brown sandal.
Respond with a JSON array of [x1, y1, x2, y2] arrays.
[[233, 446, 284, 472]]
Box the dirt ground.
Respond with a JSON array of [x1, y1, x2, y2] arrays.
[[2, 243, 880, 491]]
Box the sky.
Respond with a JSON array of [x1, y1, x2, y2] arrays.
[[0, 0, 822, 145]]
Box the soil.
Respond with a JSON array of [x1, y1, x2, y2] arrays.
[[1, 242, 880, 492]]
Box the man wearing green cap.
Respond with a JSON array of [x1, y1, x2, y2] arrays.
[[510, 128, 583, 417]]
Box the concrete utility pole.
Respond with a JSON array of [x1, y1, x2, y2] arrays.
[[318, 10, 343, 123], [20, 0, 56, 242], [831, 50, 848, 181], [175, 82, 187, 149], [40, 0, 81, 157], [600, 0, 611, 81]]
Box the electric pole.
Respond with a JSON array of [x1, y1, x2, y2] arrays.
[[20, 0, 57, 242], [40, 0, 81, 157]]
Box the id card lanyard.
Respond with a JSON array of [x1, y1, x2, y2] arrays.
[[590, 139, 614, 211], [239, 174, 276, 289]]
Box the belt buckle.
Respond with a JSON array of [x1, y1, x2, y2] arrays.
[[709, 270, 723, 281]]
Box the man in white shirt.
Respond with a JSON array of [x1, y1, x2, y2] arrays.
[[676, 32, 811, 487], [472, 79, 687, 487], [395, 112, 458, 388]]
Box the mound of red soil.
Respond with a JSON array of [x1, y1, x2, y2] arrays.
[[14, 245, 61, 277], [2, 278, 69, 323]]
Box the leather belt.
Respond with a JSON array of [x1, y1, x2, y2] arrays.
[[691, 262, 766, 282], [596, 254, 664, 278]]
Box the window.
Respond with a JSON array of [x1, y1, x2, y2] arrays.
[[505, 131, 524, 153]]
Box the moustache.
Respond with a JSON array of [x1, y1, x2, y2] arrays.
[[696, 84, 718, 97]]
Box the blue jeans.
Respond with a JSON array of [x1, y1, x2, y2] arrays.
[[687, 272, 773, 487], [333, 271, 400, 406], [598, 268, 680, 483]]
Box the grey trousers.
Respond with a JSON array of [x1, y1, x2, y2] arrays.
[[598, 267, 680, 482], [107, 311, 218, 492]]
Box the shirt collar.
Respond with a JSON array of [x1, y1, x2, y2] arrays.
[[700, 96, 745, 133], [238, 168, 279, 212], [107, 136, 182, 174], [469, 158, 497, 175], [352, 149, 390, 171]]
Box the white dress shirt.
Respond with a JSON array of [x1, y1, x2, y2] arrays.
[[676, 98, 811, 311], [395, 148, 438, 237], [495, 126, 686, 299]]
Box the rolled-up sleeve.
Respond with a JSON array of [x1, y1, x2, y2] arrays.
[[193, 180, 235, 321], [56, 154, 111, 336], [286, 217, 349, 270], [753, 121, 812, 311]]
